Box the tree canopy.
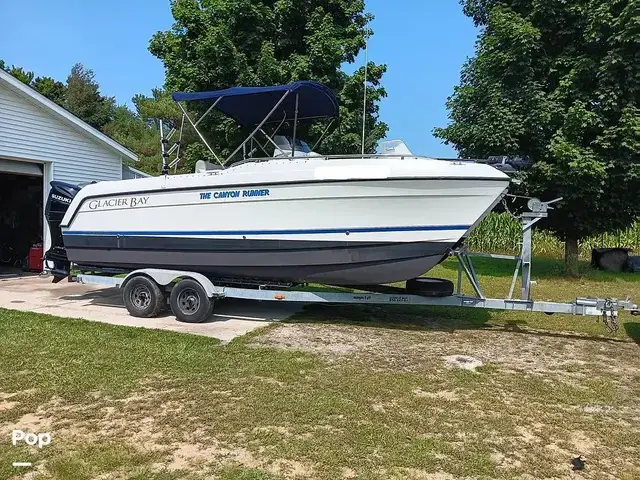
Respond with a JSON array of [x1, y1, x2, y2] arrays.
[[435, 0, 640, 273], [64, 64, 116, 130], [1, 60, 67, 108], [0, 61, 117, 130], [148, 0, 387, 161], [103, 89, 180, 174], [1, 1, 387, 173]]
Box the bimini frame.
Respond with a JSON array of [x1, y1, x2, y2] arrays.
[[223, 90, 292, 164], [163, 81, 339, 172]]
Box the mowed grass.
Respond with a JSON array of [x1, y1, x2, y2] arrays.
[[0, 257, 639, 479]]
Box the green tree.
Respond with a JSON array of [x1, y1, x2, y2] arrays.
[[0, 61, 67, 107], [132, 88, 195, 174], [6, 65, 34, 85], [148, 0, 387, 163], [103, 88, 198, 176], [435, 0, 640, 275], [133, 88, 183, 124], [32, 76, 67, 106], [65, 64, 115, 130], [103, 105, 163, 174]]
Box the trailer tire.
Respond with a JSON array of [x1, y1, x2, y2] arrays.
[[406, 277, 454, 297], [170, 278, 213, 323], [123, 275, 165, 318]]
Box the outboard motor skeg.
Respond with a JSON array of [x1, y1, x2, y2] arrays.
[[44, 181, 81, 282]]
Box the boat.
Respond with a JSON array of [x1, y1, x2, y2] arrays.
[[45, 81, 510, 286]]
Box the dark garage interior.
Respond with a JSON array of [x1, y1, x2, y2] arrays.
[[0, 171, 43, 273]]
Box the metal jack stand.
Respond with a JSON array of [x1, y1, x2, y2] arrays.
[[517, 197, 561, 301], [453, 197, 561, 302]]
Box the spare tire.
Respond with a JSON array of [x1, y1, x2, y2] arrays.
[[591, 248, 631, 272], [406, 277, 454, 297]]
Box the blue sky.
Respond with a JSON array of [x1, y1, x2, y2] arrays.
[[0, 0, 478, 157]]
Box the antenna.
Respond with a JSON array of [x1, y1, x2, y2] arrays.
[[361, 35, 368, 156]]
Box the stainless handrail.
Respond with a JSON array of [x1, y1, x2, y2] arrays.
[[228, 153, 470, 168]]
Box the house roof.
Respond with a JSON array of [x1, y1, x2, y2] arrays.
[[0, 69, 138, 161]]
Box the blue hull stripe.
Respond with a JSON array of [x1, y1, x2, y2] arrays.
[[64, 225, 470, 237]]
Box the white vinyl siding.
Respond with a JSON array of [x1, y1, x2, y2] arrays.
[[0, 82, 122, 185]]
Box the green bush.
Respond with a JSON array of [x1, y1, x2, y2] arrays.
[[467, 213, 640, 258]]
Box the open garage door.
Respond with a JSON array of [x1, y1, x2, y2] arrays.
[[0, 158, 43, 177], [0, 159, 44, 273]]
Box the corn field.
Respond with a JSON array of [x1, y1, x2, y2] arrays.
[[467, 213, 640, 258]]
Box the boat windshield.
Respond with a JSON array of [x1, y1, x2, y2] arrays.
[[276, 136, 310, 152], [273, 136, 318, 157], [294, 139, 312, 153]]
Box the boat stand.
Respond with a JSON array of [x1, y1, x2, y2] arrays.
[[71, 198, 638, 330], [448, 197, 638, 331]]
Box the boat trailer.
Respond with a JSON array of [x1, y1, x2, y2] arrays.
[[71, 197, 638, 332]]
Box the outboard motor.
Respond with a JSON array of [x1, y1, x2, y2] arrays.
[[44, 181, 81, 282]]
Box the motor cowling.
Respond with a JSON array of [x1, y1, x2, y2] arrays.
[[44, 181, 81, 282]]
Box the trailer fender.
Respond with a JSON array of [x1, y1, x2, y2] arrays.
[[121, 269, 222, 298]]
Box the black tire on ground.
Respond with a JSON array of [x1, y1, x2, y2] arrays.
[[122, 275, 165, 318], [169, 278, 214, 323], [406, 277, 454, 297]]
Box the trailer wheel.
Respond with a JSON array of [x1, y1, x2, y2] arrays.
[[123, 275, 165, 318], [170, 278, 213, 323], [406, 277, 454, 297]]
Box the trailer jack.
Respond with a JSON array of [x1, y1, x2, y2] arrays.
[[599, 299, 619, 333]]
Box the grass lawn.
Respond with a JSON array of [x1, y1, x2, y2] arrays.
[[0, 257, 639, 479]]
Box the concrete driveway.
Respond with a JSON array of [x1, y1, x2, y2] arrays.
[[0, 274, 302, 341]]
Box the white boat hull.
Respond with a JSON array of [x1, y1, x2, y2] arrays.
[[57, 157, 509, 285]]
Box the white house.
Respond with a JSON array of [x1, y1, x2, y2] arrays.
[[0, 69, 139, 263], [122, 164, 151, 180]]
